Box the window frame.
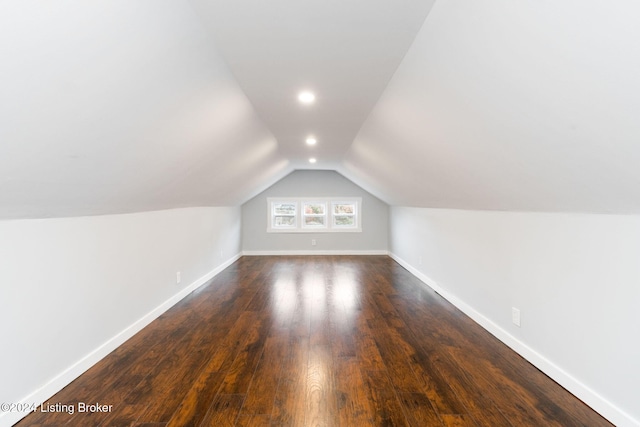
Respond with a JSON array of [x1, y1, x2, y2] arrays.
[[331, 200, 358, 229], [301, 201, 328, 229], [270, 200, 298, 230], [267, 197, 362, 233]]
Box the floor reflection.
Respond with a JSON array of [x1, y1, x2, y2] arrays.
[[268, 261, 363, 333], [271, 273, 296, 326], [302, 271, 326, 323]]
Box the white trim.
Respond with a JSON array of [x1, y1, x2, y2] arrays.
[[243, 250, 388, 256], [388, 252, 639, 427], [331, 200, 358, 229], [301, 200, 328, 229], [267, 197, 362, 233], [2, 253, 242, 427], [268, 199, 298, 231]]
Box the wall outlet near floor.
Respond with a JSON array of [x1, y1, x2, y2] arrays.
[[512, 307, 521, 327], [176, 271, 181, 285], [311, 239, 316, 246], [419, 256, 423, 266]]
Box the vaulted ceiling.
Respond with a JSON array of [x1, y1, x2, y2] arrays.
[[2, 0, 640, 219]]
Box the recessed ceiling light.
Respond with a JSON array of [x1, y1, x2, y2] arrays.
[[309, 158, 317, 164], [306, 137, 317, 145], [298, 91, 315, 104]]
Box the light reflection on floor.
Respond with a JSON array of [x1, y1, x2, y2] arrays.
[[269, 262, 362, 331], [271, 272, 296, 326]]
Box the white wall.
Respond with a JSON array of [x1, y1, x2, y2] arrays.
[[0, 207, 241, 427], [242, 170, 388, 254], [389, 207, 640, 427]]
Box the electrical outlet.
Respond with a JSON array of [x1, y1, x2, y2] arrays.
[[176, 271, 181, 285], [419, 256, 423, 266], [512, 307, 521, 327], [311, 239, 316, 246]]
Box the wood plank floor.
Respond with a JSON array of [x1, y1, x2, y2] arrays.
[[15, 256, 612, 426]]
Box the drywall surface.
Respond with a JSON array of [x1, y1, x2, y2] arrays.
[[0, 207, 240, 426], [389, 206, 640, 427], [0, 1, 288, 219], [343, 0, 640, 213], [242, 170, 388, 253]]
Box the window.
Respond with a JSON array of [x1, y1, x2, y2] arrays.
[[332, 201, 357, 228], [271, 201, 297, 230], [302, 202, 327, 228], [267, 197, 361, 233]]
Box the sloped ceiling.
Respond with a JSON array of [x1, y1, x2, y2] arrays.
[[0, 1, 290, 219], [341, 0, 640, 213], [2, 1, 640, 218], [189, 0, 435, 170]]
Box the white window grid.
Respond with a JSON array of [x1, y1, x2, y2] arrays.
[[267, 197, 361, 233]]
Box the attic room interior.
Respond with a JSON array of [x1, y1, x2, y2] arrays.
[[1, 1, 639, 426]]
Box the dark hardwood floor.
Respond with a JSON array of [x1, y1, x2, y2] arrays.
[[15, 256, 612, 426]]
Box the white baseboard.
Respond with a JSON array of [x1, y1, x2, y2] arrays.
[[242, 250, 389, 256], [2, 253, 242, 427], [389, 252, 639, 427]]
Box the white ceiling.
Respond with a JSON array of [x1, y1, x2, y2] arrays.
[[2, 0, 640, 218], [190, 0, 436, 169], [0, 1, 290, 218], [342, 0, 640, 213]]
